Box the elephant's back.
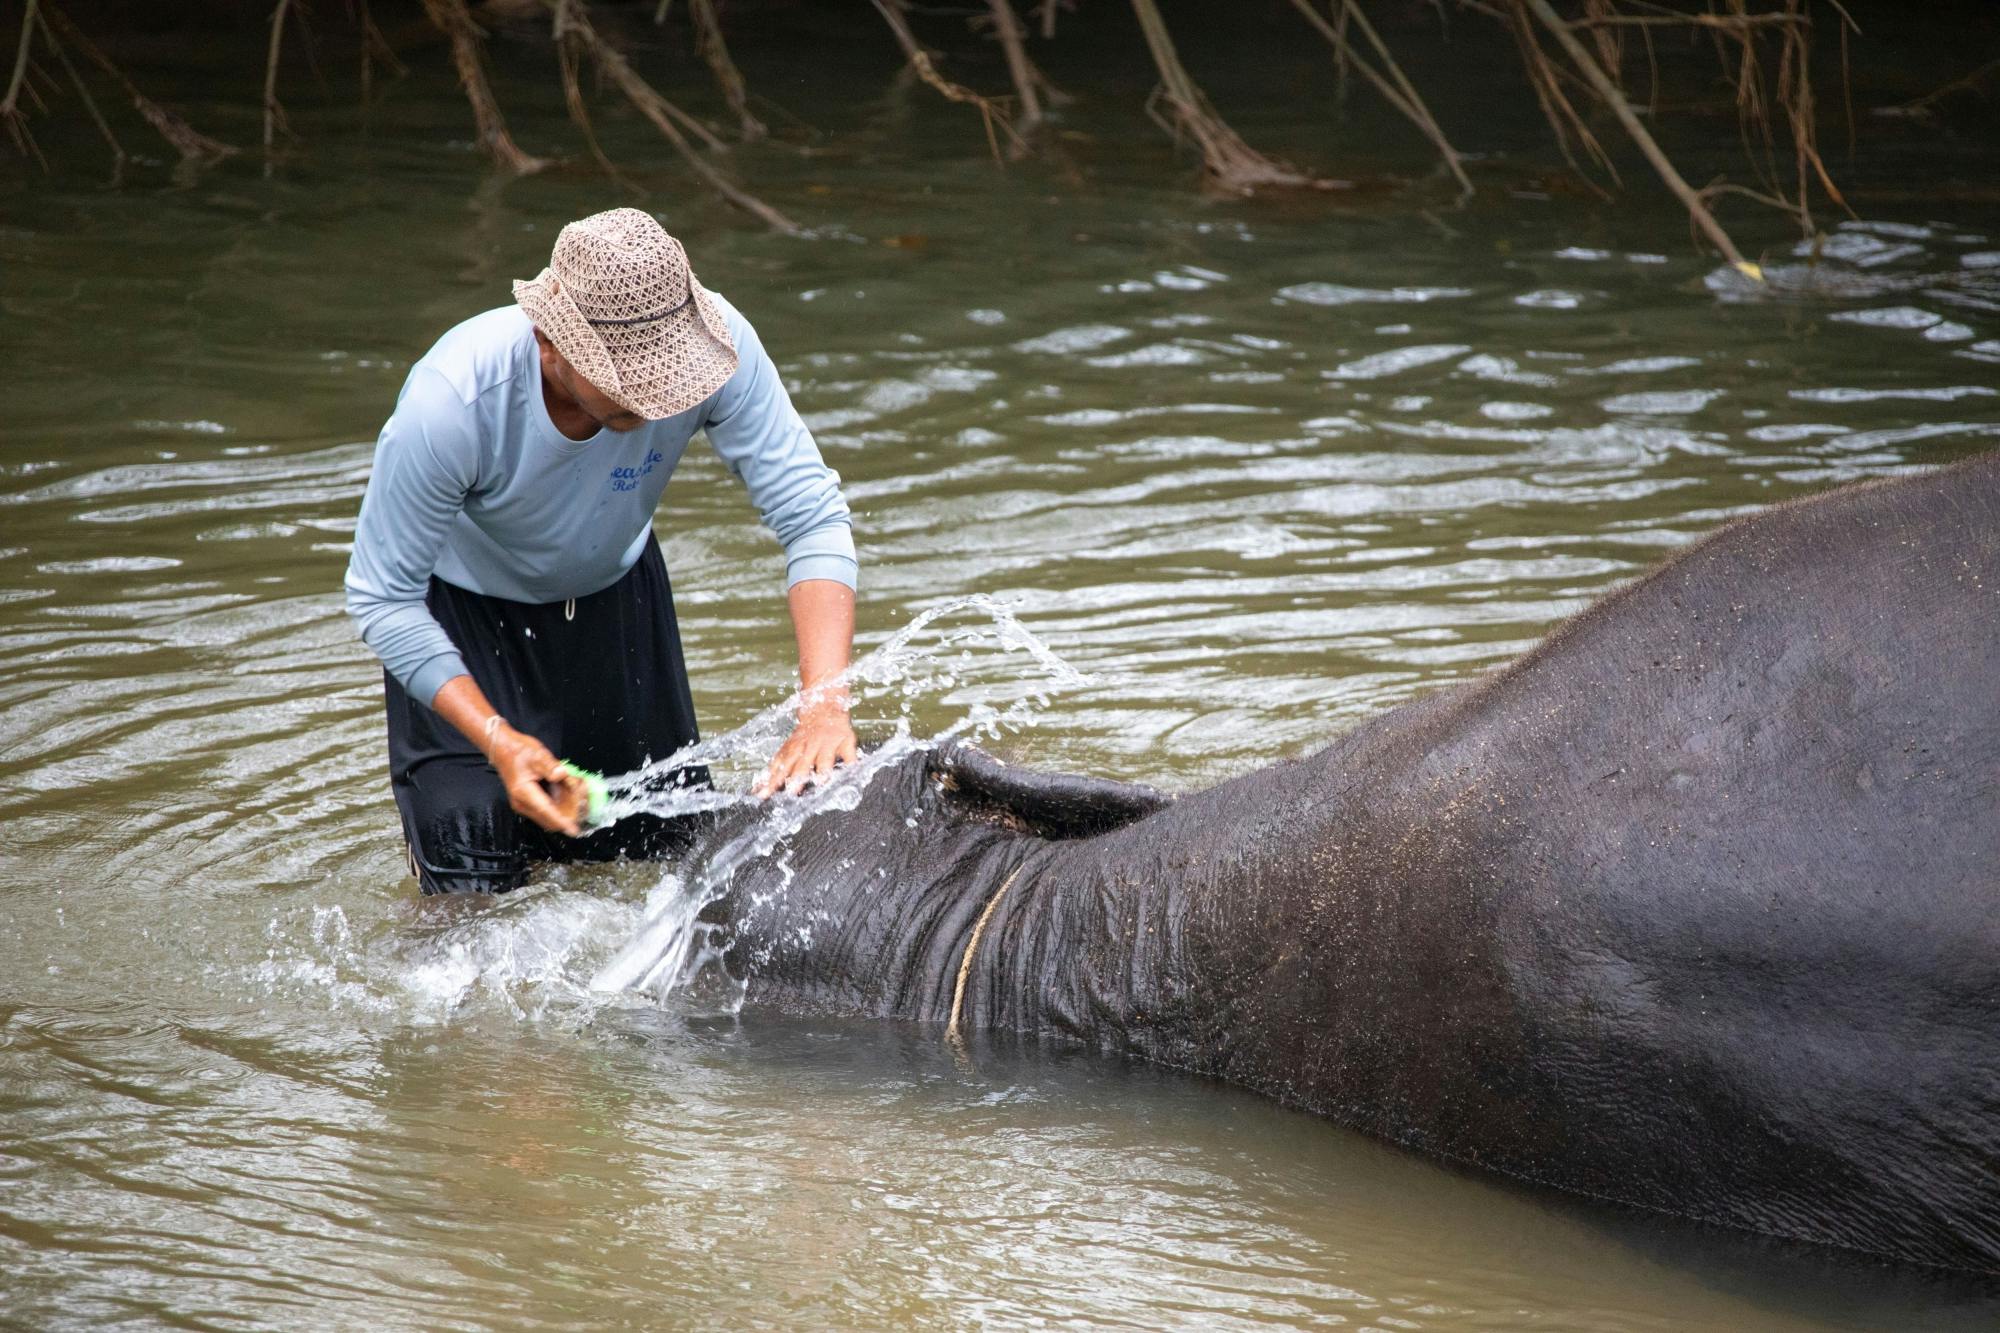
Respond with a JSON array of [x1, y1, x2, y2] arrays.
[[1487, 454, 1999, 952], [1490, 451, 2000, 929], [1415, 452, 2000, 1268]]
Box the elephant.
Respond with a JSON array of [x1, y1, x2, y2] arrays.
[[688, 451, 2000, 1272]]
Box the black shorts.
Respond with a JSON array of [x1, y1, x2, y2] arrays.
[[383, 534, 710, 895]]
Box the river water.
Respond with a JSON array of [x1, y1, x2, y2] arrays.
[[4, 9, 2000, 1327]]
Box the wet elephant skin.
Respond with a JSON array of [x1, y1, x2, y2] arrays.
[[704, 452, 2000, 1272]]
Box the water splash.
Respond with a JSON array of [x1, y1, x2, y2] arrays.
[[588, 595, 1087, 1004], [595, 593, 1086, 826], [246, 596, 1086, 1025]]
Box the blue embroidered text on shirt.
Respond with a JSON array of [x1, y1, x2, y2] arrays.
[[610, 449, 665, 493]]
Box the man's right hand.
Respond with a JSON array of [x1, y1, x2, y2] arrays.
[[486, 721, 584, 838], [430, 675, 584, 838]]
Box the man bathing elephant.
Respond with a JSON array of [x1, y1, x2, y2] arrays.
[[682, 452, 2000, 1272], [345, 208, 858, 895]]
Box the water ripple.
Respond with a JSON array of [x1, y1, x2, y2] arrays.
[[3, 152, 1998, 1329]]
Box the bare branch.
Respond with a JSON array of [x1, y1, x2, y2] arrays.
[[41, 12, 123, 167], [552, 0, 801, 233], [550, 3, 732, 160], [553, 17, 627, 186], [1567, 11, 1802, 29], [1519, 0, 1760, 278], [870, 0, 1022, 163], [689, 0, 765, 141], [1889, 56, 2000, 117], [1508, 2, 1618, 194], [1699, 177, 1799, 213], [1582, 0, 1621, 80], [420, 0, 550, 174], [356, 0, 408, 101], [2, 0, 36, 117], [2, 0, 43, 162], [264, 0, 295, 152], [44, 5, 236, 161], [1285, 0, 1472, 201], [986, 0, 1044, 139], [1128, 0, 1322, 194]]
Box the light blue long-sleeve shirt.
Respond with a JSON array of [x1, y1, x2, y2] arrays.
[[345, 296, 855, 707]]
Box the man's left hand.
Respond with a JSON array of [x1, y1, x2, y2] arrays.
[[753, 708, 859, 799]]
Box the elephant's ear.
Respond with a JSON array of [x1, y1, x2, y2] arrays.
[[927, 742, 1173, 841]]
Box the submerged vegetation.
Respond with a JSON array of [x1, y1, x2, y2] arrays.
[[5, 1, 1998, 269]]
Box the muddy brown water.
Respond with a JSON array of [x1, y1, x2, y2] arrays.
[[4, 13, 2000, 1328]]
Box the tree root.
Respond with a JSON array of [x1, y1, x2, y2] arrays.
[[43, 5, 235, 162], [1128, 0, 1323, 195], [870, 0, 1023, 164], [1470, 1, 1853, 253], [41, 9, 123, 169], [689, 0, 764, 141], [1505, 0, 1619, 195], [984, 0, 1045, 140], [5, 0, 1861, 258], [264, 0, 295, 152], [1884, 56, 2000, 121], [1284, 0, 1472, 201], [552, 14, 624, 184], [2, 0, 45, 165], [420, 0, 548, 174], [1519, 0, 1758, 278], [551, 0, 799, 234], [553, 1, 731, 161], [356, 0, 408, 102]]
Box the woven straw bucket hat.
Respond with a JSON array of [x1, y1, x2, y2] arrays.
[[513, 208, 739, 420]]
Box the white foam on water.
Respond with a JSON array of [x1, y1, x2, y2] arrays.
[[248, 904, 402, 1017], [392, 888, 646, 1020], [248, 887, 655, 1026]]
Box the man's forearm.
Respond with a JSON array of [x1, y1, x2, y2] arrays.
[[787, 578, 856, 717], [754, 579, 859, 798], [431, 673, 505, 757]]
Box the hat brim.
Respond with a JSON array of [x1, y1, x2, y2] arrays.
[[513, 270, 740, 421]]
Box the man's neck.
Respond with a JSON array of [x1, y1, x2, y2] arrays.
[[540, 368, 600, 442]]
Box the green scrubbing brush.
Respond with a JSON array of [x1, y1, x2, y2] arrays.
[[554, 761, 611, 829]]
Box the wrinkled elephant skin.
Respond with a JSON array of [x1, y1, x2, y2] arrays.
[[704, 453, 2000, 1273]]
